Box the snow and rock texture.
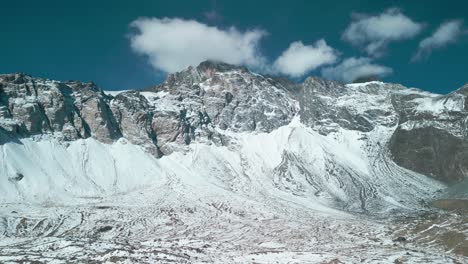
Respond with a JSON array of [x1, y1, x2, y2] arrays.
[[1, 65, 466, 184], [1, 62, 468, 262], [144, 61, 298, 154], [300, 79, 468, 183], [389, 84, 468, 183]]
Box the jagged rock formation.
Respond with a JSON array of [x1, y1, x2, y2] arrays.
[[0, 74, 122, 142], [0, 74, 161, 156], [0, 61, 298, 156], [145, 61, 298, 154]]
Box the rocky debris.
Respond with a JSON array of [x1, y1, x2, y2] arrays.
[[394, 237, 407, 243], [327, 258, 345, 264], [391, 210, 468, 257], [8, 173, 24, 182], [97, 226, 113, 233]]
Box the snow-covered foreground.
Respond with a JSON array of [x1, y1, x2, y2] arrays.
[[0, 119, 465, 263], [0, 197, 464, 263], [0, 117, 442, 210]]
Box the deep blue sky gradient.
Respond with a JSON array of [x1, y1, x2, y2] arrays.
[[1, 0, 467, 93]]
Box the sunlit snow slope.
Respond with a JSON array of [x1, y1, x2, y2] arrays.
[[0, 116, 442, 214]]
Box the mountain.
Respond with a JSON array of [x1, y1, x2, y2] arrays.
[[0, 61, 467, 263]]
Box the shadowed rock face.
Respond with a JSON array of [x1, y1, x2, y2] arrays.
[[352, 75, 380, 83], [386, 84, 468, 183], [390, 127, 468, 183]]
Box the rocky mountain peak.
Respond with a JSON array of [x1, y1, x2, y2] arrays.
[[457, 83, 468, 110], [154, 60, 251, 92], [196, 60, 249, 73], [0, 73, 30, 85], [302, 76, 345, 95], [456, 83, 468, 96]]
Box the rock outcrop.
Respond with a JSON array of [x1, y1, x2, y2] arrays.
[[0, 73, 120, 142]]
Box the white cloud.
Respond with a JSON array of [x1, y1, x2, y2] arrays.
[[321, 57, 393, 83], [413, 20, 465, 61], [129, 18, 340, 77], [343, 8, 423, 57], [273, 40, 339, 77], [129, 17, 267, 73]]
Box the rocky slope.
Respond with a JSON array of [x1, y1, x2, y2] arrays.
[[0, 61, 467, 262]]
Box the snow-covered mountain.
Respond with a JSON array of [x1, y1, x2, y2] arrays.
[[0, 61, 467, 262]]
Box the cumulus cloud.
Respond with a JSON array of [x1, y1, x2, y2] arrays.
[[273, 40, 339, 77], [413, 20, 466, 61], [129, 18, 340, 77], [321, 57, 393, 83], [342, 8, 423, 57], [129, 17, 267, 73]]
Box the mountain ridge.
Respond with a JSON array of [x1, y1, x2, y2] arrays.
[[1, 61, 468, 184]]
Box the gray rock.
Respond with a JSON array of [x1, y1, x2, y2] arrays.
[[390, 127, 468, 183], [110, 91, 161, 156], [0, 73, 121, 142]]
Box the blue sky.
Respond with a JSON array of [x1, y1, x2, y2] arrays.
[[1, 0, 467, 93]]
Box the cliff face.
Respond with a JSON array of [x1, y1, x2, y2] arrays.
[[0, 73, 160, 156], [388, 84, 468, 183]]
